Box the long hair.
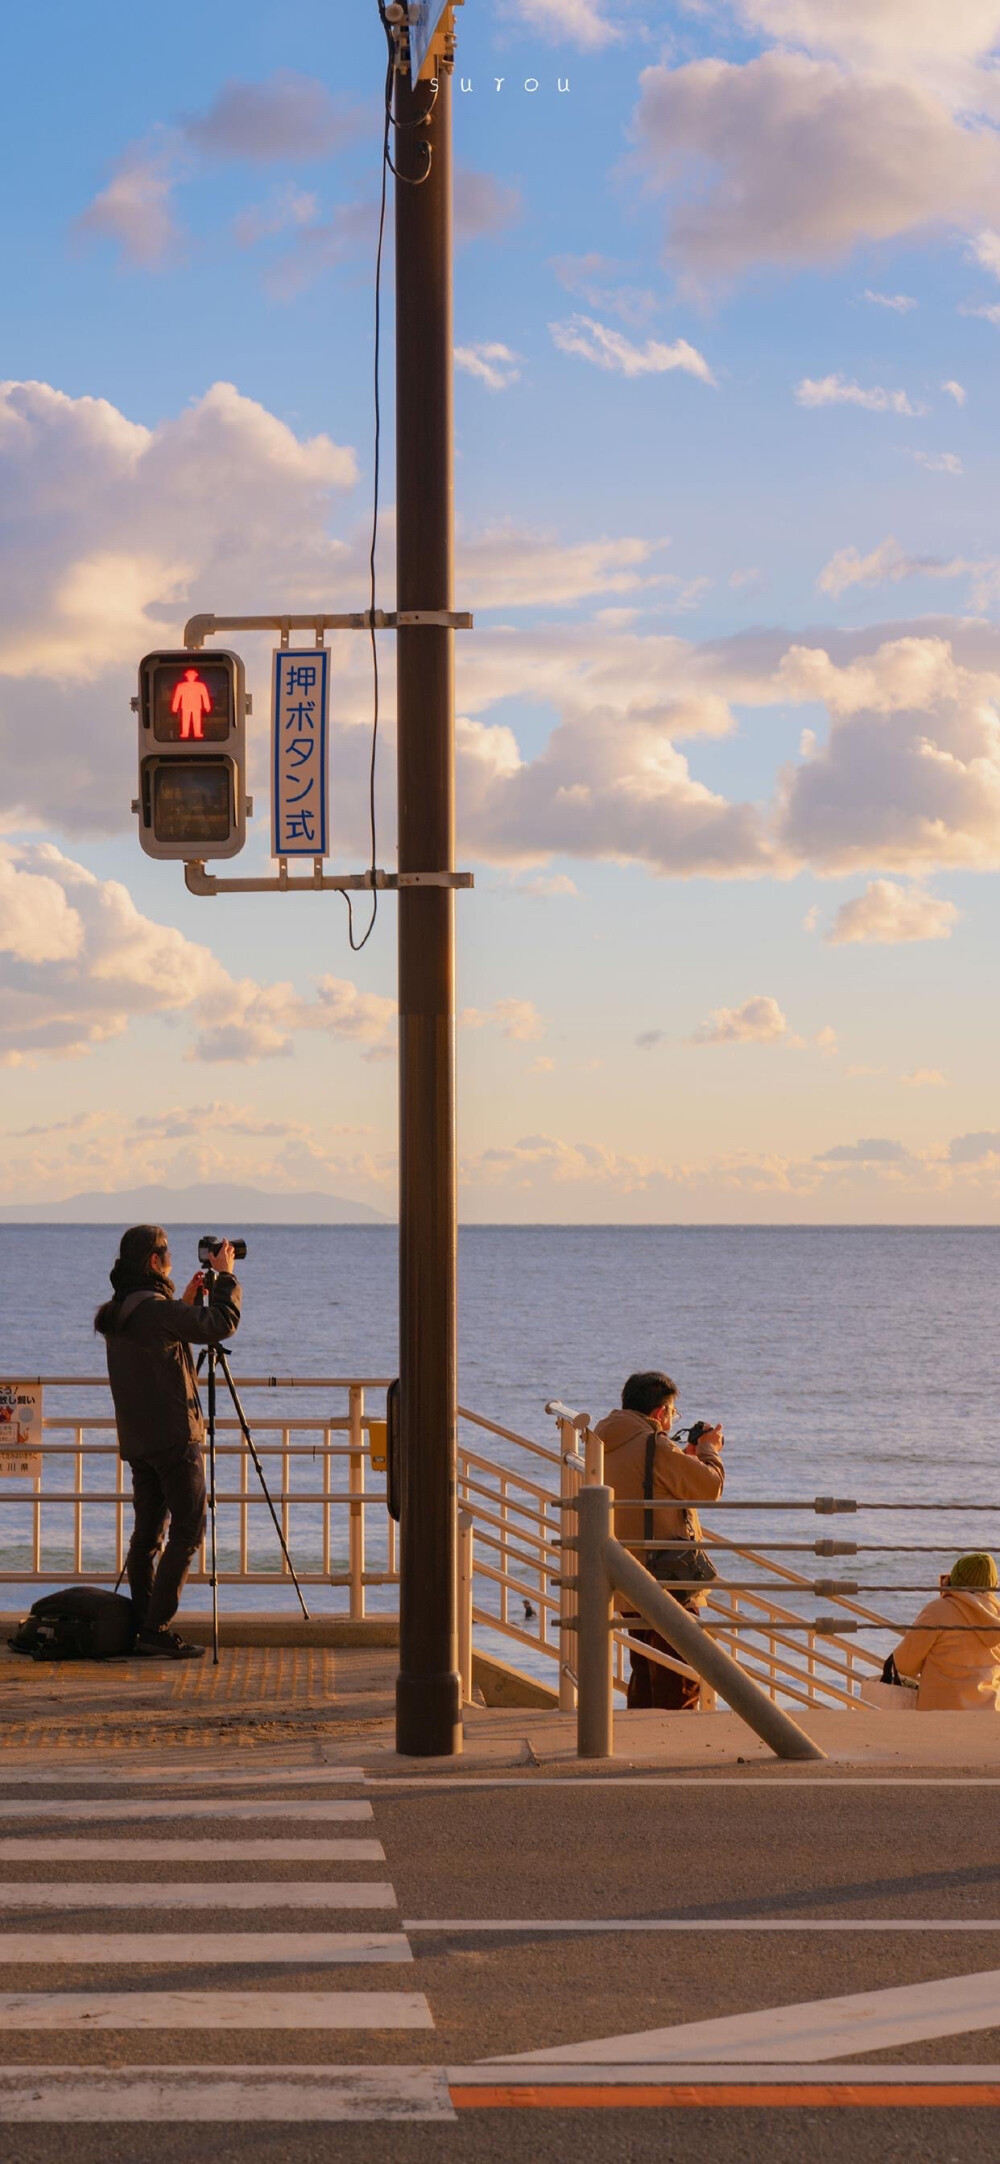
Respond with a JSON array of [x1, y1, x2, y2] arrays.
[[94, 1224, 170, 1336]]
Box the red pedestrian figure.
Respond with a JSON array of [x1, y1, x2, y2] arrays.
[[171, 669, 212, 740]]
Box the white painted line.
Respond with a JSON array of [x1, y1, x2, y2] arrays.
[[0, 1839, 385, 1861], [369, 1775, 1000, 1791], [501, 1966, 1000, 2065], [0, 1932, 411, 1964], [404, 1916, 1000, 1934], [0, 1768, 365, 1788], [0, 1991, 433, 2030], [0, 1800, 372, 1821], [453, 2061, 1000, 2088], [0, 1883, 397, 1911], [0, 2064, 454, 2122]]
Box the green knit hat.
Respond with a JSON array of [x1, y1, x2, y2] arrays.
[[949, 1552, 999, 1591]]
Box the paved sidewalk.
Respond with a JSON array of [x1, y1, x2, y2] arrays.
[[5, 1633, 1000, 1769]]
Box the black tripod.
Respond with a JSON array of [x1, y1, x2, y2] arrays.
[[198, 1271, 310, 1664]]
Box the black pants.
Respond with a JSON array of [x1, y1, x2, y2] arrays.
[[626, 1626, 701, 1711], [125, 1446, 207, 1632]]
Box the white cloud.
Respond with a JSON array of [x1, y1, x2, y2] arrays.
[[0, 377, 357, 829], [732, 1, 1000, 77], [775, 634, 1000, 873], [549, 315, 715, 384], [77, 77, 364, 270], [960, 300, 1000, 323], [0, 843, 395, 1066], [689, 994, 789, 1045], [233, 185, 319, 247], [816, 1137, 911, 1163], [181, 73, 362, 162], [454, 342, 523, 392], [634, 53, 1000, 277], [458, 526, 672, 608], [76, 135, 181, 265], [507, 0, 620, 47], [901, 1068, 949, 1086], [910, 449, 964, 474], [825, 880, 961, 944], [863, 289, 917, 312], [969, 226, 1000, 276], [461, 998, 546, 1041], [550, 253, 659, 328], [796, 375, 924, 415], [942, 378, 968, 403], [454, 169, 522, 245], [501, 873, 579, 898], [817, 535, 967, 596]]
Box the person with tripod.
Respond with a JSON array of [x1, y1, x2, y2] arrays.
[[95, 1226, 241, 1659]]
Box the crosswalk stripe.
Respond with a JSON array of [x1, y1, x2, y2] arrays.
[[0, 2064, 454, 2122], [0, 1882, 397, 1910], [0, 1931, 412, 1963], [0, 1839, 385, 1860], [0, 1991, 434, 2029], [0, 1799, 372, 1821]]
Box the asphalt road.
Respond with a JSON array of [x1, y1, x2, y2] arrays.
[[1, 1767, 998, 2162]]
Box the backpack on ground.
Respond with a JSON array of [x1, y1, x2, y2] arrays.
[[7, 1587, 137, 1661]]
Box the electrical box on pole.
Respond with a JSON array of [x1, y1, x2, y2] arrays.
[[133, 649, 248, 860]]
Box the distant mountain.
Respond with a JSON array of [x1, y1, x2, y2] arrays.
[[0, 1182, 391, 1226]]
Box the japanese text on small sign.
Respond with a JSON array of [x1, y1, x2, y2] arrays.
[[272, 648, 330, 857], [0, 1381, 43, 1477]]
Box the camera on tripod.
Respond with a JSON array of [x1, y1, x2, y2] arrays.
[[198, 1234, 247, 1267]]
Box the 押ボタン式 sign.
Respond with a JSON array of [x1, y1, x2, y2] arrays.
[[272, 648, 330, 857]]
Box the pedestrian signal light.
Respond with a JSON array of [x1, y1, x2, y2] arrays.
[[134, 649, 248, 860]]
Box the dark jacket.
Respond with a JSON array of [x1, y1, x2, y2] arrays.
[[103, 1277, 241, 1463]]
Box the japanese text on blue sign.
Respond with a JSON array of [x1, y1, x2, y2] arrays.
[[272, 648, 330, 857]]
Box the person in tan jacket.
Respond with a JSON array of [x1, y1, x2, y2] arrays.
[[893, 1553, 1000, 1711], [595, 1370, 725, 1711]]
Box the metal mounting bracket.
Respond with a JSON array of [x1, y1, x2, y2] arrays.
[[184, 860, 474, 898], [183, 609, 473, 650]]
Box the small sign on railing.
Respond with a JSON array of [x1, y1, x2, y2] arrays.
[[0, 1381, 43, 1477]]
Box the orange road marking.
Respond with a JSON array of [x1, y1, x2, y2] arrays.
[[452, 2082, 1000, 2109]]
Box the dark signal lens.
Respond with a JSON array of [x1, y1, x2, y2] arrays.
[[151, 760, 233, 842]]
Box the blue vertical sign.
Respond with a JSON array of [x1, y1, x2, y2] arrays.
[[272, 648, 329, 857]]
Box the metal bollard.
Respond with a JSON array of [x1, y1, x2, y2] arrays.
[[458, 1510, 474, 1704], [576, 1485, 614, 1758]]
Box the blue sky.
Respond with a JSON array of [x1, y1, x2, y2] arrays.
[[2, 0, 1000, 1221]]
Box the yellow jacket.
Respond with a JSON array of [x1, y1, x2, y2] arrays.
[[894, 1588, 1000, 1711]]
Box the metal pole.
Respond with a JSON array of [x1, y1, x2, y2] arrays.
[[394, 58, 461, 1756], [576, 1486, 614, 1758], [605, 1538, 827, 1762], [458, 1510, 474, 1704]]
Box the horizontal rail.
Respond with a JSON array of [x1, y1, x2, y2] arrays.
[[11, 1377, 395, 1390], [459, 1408, 561, 1465]]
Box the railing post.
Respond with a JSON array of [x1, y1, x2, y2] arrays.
[[348, 1385, 365, 1620], [576, 1484, 614, 1759], [584, 1427, 604, 1486], [458, 1510, 474, 1704], [558, 1421, 581, 1711]]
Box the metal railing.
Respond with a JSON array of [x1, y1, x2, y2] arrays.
[[1, 1378, 990, 1715], [0, 1378, 397, 1616]]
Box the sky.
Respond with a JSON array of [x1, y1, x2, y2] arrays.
[[2, 0, 1000, 1223]]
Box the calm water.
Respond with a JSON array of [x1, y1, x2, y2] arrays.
[[1, 1225, 997, 1639]]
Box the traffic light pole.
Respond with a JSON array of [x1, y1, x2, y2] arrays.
[[394, 58, 462, 1757]]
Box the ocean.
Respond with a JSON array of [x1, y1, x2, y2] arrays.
[[1, 1224, 997, 1644]]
